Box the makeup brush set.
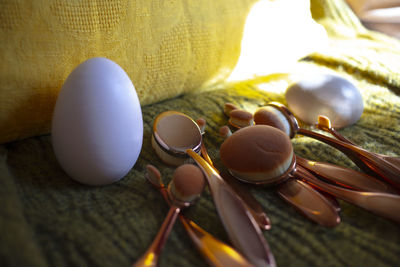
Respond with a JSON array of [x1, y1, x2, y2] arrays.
[[222, 102, 400, 225], [134, 74, 400, 267]]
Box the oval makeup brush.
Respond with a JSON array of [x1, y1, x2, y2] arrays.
[[220, 125, 233, 138], [133, 164, 205, 267], [220, 125, 340, 227], [187, 149, 276, 267], [220, 125, 294, 185], [220, 125, 400, 224], [316, 115, 400, 190], [152, 111, 272, 231], [169, 164, 206, 203], [152, 111, 202, 166], [229, 109, 254, 128], [144, 164, 253, 267], [254, 102, 400, 192], [224, 102, 239, 116], [153, 111, 276, 266], [196, 118, 271, 231]]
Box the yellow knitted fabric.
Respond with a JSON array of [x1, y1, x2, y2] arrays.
[[0, 0, 257, 143]]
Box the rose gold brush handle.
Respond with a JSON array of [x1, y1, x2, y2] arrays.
[[317, 116, 400, 165], [198, 118, 271, 230], [200, 143, 215, 168], [290, 159, 341, 212], [155, 184, 253, 267], [133, 205, 180, 267], [293, 168, 341, 213], [316, 116, 400, 187], [318, 190, 341, 212], [298, 128, 400, 191], [188, 149, 276, 267], [382, 156, 400, 167], [200, 143, 271, 230], [180, 217, 254, 267], [316, 116, 357, 145], [296, 156, 396, 194], [277, 176, 340, 227], [221, 172, 272, 230], [297, 163, 400, 223]]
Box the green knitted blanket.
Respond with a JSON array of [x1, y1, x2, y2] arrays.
[[1, 1, 400, 266]]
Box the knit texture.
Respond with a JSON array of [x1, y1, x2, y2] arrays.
[[1, 0, 400, 266], [0, 0, 257, 143]]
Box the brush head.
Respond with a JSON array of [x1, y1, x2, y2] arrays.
[[152, 111, 202, 166], [196, 118, 206, 134], [229, 109, 254, 128], [220, 125, 294, 185], [146, 164, 163, 188], [219, 125, 232, 139], [254, 105, 292, 137], [169, 164, 206, 204], [224, 102, 239, 116]]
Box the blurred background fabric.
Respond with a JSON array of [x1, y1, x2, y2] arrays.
[[346, 0, 400, 39]]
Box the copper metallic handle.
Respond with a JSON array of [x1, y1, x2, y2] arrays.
[[316, 118, 400, 189], [221, 172, 272, 230], [200, 143, 215, 168], [180, 217, 253, 267], [278, 176, 340, 227], [293, 163, 341, 212], [298, 162, 400, 223], [315, 118, 357, 145], [188, 149, 276, 267], [155, 183, 253, 267], [296, 156, 396, 194], [298, 128, 400, 191], [200, 142, 271, 231], [382, 155, 400, 167], [317, 190, 341, 212], [133, 205, 180, 267]]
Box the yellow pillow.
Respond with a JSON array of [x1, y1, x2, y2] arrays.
[[0, 0, 257, 143]]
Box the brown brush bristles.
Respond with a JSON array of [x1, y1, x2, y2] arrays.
[[171, 164, 205, 202], [146, 165, 162, 186], [220, 125, 293, 182], [224, 102, 239, 116], [254, 106, 285, 132], [229, 109, 254, 128], [219, 126, 232, 138], [196, 118, 206, 133]]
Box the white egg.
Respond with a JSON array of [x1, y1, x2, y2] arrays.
[[285, 74, 364, 128], [51, 57, 143, 185]]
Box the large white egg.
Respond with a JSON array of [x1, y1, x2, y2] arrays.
[[285, 74, 364, 128], [52, 57, 143, 185]]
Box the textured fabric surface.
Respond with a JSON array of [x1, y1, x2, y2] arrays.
[[0, 0, 257, 143], [1, 0, 400, 267]]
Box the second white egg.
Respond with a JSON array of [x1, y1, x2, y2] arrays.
[[285, 74, 364, 128]]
